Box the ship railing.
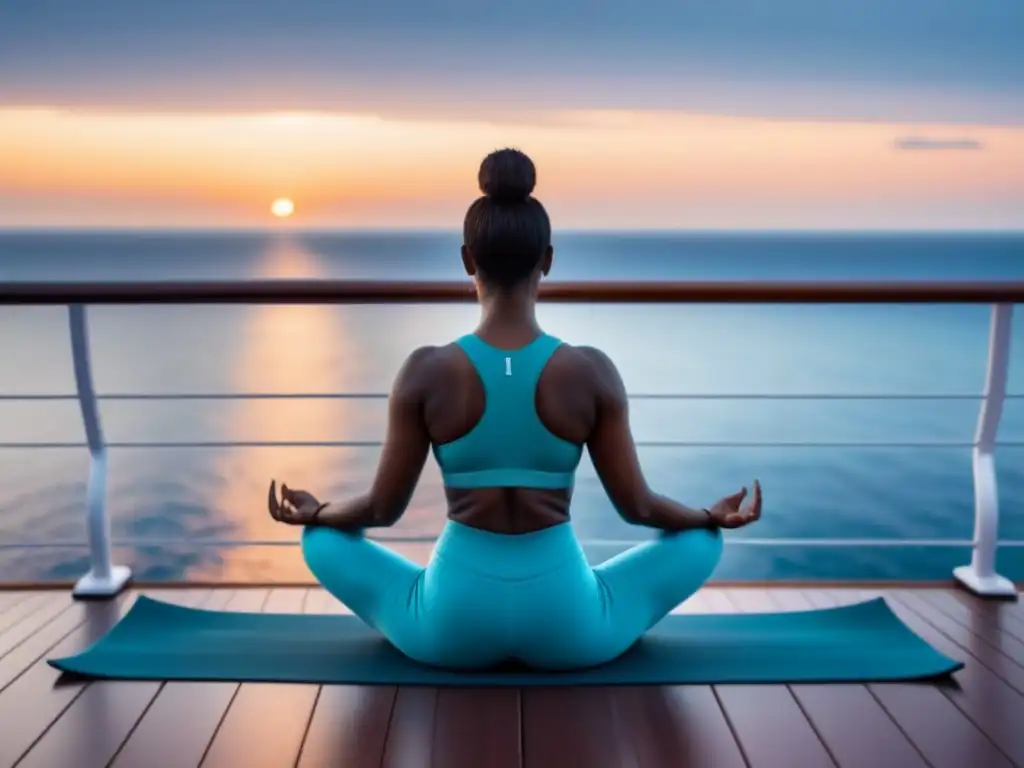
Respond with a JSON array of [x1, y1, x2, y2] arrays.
[[0, 280, 1020, 599]]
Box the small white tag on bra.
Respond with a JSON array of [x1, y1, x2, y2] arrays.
[[505, 357, 512, 376]]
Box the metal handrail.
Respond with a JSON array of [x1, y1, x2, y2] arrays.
[[2, 279, 1024, 304], [0, 279, 1018, 599]]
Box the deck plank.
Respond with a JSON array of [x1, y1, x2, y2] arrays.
[[662, 684, 749, 768], [521, 589, 747, 768], [0, 590, 33, 607], [837, 589, 1024, 767], [0, 593, 75, 660], [898, 589, 1024, 687], [15, 591, 211, 768], [0, 591, 29, 613], [303, 588, 333, 615], [614, 684, 749, 768], [107, 589, 241, 768], [431, 687, 522, 768], [946, 589, 1024, 643], [700, 588, 736, 613], [677, 589, 712, 613], [608, 686, 683, 768], [715, 589, 837, 768], [919, 589, 1024, 659], [199, 589, 318, 768], [0, 600, 97, 693], [0, 590, 206, 768], [805, 590, 1015, 768], [521, 687, 626, 768], [297, 685, 398, 768], [767, 588, 820, 613], [1004, 591, 1024, 619], [381, 687, 440, 768], [296, 589, 397, 768], [0, 594, 57, 636], [629, 588, 749, 768], [767, 590, 929, 768], [885, 589, 1024, 764]]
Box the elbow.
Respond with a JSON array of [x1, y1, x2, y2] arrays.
[[371, 506, 400, 527], [367, 495, 404, 527], [615, 489, 654, 526]]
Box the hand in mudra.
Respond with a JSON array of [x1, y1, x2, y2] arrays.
[[708, 480, 762, 529], [268, 480, 327, 526]]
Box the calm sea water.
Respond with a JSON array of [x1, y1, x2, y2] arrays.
[[1, 230, 1023, 583]]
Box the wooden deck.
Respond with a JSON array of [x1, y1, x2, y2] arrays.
[[0, 586, 1022, 768]]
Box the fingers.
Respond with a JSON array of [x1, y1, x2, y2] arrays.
[[724, 486, 747, 506], [269, 480, 299, 523], [268, 480, 280, 521], [749, 479, 762, 519], [739, 479, 762, 525]]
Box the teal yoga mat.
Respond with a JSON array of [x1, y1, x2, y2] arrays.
[[49, 595, 962, 685]]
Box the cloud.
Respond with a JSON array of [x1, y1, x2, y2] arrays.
[[2, 1, 1024, 125], [893, 136, 984, 151]]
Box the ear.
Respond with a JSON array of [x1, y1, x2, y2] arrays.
[[540, 245, 553, 277], [461, 245, 477, 277]]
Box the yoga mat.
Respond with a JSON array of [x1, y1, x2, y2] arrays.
[[50, 595, 962, 685]]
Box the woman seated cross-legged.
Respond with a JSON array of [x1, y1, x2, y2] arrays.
[[267, 148, 763, 671]]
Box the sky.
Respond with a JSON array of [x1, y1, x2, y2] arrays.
[[1, 0, 1022, 229]]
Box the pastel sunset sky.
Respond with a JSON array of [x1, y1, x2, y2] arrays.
[[1, 0, 1021, 229]]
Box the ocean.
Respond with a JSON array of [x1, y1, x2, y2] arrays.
[[1, 230, 1023, 583]]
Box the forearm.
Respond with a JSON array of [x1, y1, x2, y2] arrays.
[[626, 491, 713, 532], [313, 495, 395, 530]]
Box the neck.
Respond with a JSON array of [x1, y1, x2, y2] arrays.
[[477, 286, 540, 342]]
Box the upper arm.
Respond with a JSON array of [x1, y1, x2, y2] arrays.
[[366, 346, 434, 524], [581, 347, 651, 522]]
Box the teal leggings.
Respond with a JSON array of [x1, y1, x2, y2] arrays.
[[302, 520, 722, 670]]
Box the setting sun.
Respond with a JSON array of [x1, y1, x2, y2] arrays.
[[271, 198, 295, 218]]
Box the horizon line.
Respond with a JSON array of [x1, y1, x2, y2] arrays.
[[2, 226, 1023, 236]]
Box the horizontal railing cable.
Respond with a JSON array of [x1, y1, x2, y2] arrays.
[[2, 537, 1023, 549], [3, 439, 1023, 449], [3, 392, 1024, 402]]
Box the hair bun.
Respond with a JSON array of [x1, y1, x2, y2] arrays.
[[478, 148, 536, 202]]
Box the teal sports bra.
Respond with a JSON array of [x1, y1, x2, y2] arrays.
[[433, 333, 584, 489]]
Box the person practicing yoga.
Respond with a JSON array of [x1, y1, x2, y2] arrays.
[[267, 148, 763, 671]]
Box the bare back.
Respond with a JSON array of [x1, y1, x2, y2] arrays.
[[419, 341, 604, 533], [357, 328, 665, 537]]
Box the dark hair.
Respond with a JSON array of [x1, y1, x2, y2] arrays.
[[463, 148, 552, 289]]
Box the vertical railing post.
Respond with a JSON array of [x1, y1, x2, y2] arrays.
[[953, 302, 1017, 599], [68, 304, 131, 599]]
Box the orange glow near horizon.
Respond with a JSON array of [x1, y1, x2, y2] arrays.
[[0, 107, 1021, 229]]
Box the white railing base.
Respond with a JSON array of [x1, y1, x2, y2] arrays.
[[72, 565, 132, 600], [952, 565, 1018, 600]]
